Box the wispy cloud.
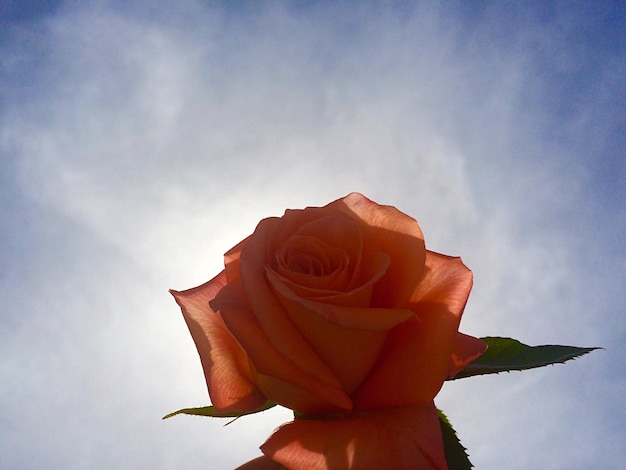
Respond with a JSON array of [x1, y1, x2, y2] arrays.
[[1, 2, 623, 468]]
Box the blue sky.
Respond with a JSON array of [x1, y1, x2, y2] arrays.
[[1, 1, 624, 468]]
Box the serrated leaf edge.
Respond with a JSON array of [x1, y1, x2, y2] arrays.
[[451, 337, 602, 380], [438, 409, 473, 469]]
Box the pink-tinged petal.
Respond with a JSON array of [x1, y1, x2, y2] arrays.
[[448, 332, 488, 379], [332, 192, 427, 308], [170, 273, 266, 413], [238, 217, 344, 390], [261, 403, 446, 470], [353, 252, 473, 409], [211, 279, 352, 413]]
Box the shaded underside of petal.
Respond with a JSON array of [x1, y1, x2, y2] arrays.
[[351, 317, 444, 409], [256, 373, 352, 415], [169, 273, 266, 413], [261, 403, 446, 470], [448, 332, 488, 379]]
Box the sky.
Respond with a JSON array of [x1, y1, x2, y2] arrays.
[[0, 1, 624, 468]]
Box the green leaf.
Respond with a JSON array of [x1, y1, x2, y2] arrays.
[[162, 400, 276, 420], [452, 337, 601, 379], [438, 409, 472, 469]]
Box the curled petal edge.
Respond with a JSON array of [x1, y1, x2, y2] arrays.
[[170, 273, 266, 413]]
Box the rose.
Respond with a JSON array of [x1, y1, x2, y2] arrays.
[[171, 193, 486, 469]]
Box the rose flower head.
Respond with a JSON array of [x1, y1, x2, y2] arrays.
[[171, 193, 486, 469]]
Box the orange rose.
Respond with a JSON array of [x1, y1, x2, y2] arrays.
[[171, 193, 486, 469]]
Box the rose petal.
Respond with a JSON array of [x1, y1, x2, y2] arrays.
[[256, 373, 351, 415], [411, 251, 473, 314], [287, 213, 363, 291], [224, 236, 249, 282], [211, 278, 352, 413], [235, 456, 286, 470], [274, 206, 346, 248], [448, 332, 488, 379], [275, 234, 351, 292], [353, 252, 473, 409], [266, 270, 391, 393], [170, 273, 266, 413], [332, 193, 427, 307], [261, 403, 446, 470], [268, 248, 393, 310], [238, 217, 345, 390], [266, 266, 414, 331]]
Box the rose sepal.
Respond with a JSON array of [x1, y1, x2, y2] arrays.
[[163, 400, 276, 421]]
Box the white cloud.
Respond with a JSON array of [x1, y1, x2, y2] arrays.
[[1, 1, 623, 468]]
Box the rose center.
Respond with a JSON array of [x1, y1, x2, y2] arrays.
[[277, 235, 347, 280], [288, 253, 325, 276]]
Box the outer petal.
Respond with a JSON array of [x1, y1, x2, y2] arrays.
[[170, 273, 266, 413], [448, 332, 488, 379], [261, 403, 446, 470], [333, 192, 427, 308], [224, 236, 249, 282], [353, 251, 473, 409], [410, 251, 473, 316]]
